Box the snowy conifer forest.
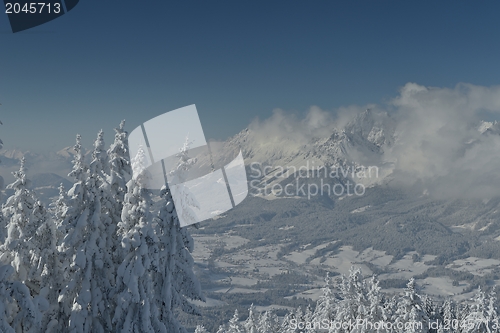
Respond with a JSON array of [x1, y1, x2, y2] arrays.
[[0, 121, 204, 332], [1, 121, 500, 333]]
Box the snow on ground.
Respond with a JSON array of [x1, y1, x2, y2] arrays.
[[223, 234, 250, 249], [285, 288, 324, 301], [190, 298, 228, 307], [209, 287, 268, 294], [231, 277, 259, 286], [278, 225, 295, 230], [192, 233, 493, 306], [254, 305, 296, 313], [351, 205, 371, 213], [446, 257, 500, 276], [378, 252, 434, 280], [419, 277, 468, 297], [284, 241, 337, 265]]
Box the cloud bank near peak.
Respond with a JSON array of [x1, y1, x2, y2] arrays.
[[246, 82, 500, 199]]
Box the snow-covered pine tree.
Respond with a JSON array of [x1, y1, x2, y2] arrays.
[[51, 183, 69, 241], [227, 309, 243, 333], [58, 132, 115, 332], [334, 267, 369, 331], [106, 120, 131, 263], [113, 145, 166, 333], [107, 119, 131, 215], [312, 273, 337, 326], [216, 325, 226, 333], [440, 299, 455, 326], [87, 129, 116, 327], [152, 183, 204, 332], [0, 263, 43, 333], [92, 129, 110, 177], [485, 288, 498, 332], [289, 307, 305, 333], [394, 278, 428, 333], [244, 304, 259, 333], [31, 200, 62, 333], [456, 301, 471, 333], [383, 295, 399, 327], [257, 310, 280, 333], [463, 287, 494, 333], [0, 158, 47, 292], [365, 275, 388, 332], [194, 325, 209, 333]]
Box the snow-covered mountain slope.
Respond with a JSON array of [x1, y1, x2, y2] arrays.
[[207, 109, 500, 201], [0, 148, 74, 186], [207, 109, 396, 198]]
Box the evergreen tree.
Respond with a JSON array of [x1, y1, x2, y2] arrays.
[[31, 200, 62, 333], [113, 146, 166, 333], [0, 158, 47, 292], [244, 304, 259, 333], [312, 273, 337, 325], [152, 183, 204, 332], [334, 267, 369, 332], [394, 278, 428, 333], [226, 309, 243, 333], [257, 310, 280, 333], [194, 325, 209, 333], [278, 312, 293, 333], [485, 288, 498, 332], [463, 287, 497, 333], [58, 133, 115, 332], [456, 302, 471, 333], [107, 120, 131, 215], [365, 275, 388, 333], [106, 120, 131, 263], [0, 263, 43, 333]]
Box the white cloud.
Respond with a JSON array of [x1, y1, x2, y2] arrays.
[[385, 82, 500, 199], [246, 82, 500, 199]]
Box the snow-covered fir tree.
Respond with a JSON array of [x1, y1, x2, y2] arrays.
[[106, 120, 132, 262], [195, 325, 210, 333], [152, 183, 205, 332], [0, 263, 43, 333], [462, 287, 498, 333], [31, 200, 62, 333], [394, 278, 428, 333], [58, 132, 115, 332], [113, 146, 167, 332], [257, 310, 280, 333], [244, 304, 258, 333], [107, 119, 131, 217], [0, 158, 49, 295], [227, 309, 243, 333], [311, 273, 337, 326]]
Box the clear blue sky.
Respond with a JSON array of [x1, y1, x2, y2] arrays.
[[1, 1, 500, 152]]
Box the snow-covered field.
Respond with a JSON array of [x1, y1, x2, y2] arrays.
[[446, 257, 500, 276], [193, 234, 493, 304]]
